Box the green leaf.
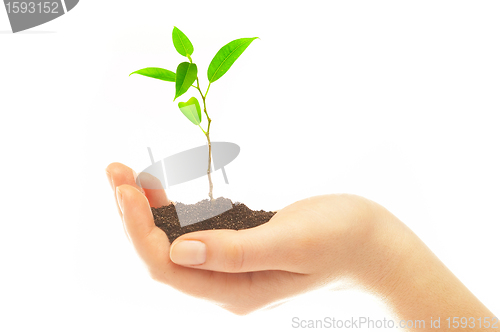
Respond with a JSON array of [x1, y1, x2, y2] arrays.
[[172, 26, 194, 58], [129, 67, 176, 82], [178, 97, 202, 125], [174, 62, 198, 101], [207, 37, 258, 83]]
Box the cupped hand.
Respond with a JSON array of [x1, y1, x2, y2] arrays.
[[105, 162, 410, 315]]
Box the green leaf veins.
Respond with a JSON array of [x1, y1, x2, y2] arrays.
[[172, 26, 194, 58], [178, 97, 202, 125], [129, 67, 176, 82], [207, 37, 258, 83], [174, 62, 198, 101]]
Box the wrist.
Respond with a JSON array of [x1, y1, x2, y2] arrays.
[[310, 195, 417, 290], [360, 206, 496, 322], [351, 202, 418, 293]]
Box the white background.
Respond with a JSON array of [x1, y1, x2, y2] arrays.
[[1, 1, 499, 331]]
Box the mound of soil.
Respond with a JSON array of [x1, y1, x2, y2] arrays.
[[151, 197, 276, 243]]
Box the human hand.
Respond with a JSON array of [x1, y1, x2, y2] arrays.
[[105, 162, 413, 315], [106, 162, 497, 326]]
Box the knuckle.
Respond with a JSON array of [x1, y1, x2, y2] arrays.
[[148, 268, 165, 283], [223, 240, 245, 272], [220, 301, 259, 316], [288, 240, 312, 265], [227, 306, 254, 316]]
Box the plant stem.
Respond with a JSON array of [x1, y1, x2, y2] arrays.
[[205, 129, 213, 201], [195, 78, 214, 201], [205, 82, 211, 98]]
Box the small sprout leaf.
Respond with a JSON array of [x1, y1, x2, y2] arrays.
[[207, 37, 258, 83], [178, 97, 202, 125], [174, 62, 198, 100], [129, 67, 176, 82], [172, 26, 194, 58]]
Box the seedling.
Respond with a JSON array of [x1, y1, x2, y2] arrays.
[[130, 27, 258, 201]]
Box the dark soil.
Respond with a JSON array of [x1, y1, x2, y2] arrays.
[[152, 197, 276, 243]]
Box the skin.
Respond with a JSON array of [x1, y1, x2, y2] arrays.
[[106, 162, 497, 330]]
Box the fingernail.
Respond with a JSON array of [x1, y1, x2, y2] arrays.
[[116, 187, 123, 214], [170, 240, 206, 265]]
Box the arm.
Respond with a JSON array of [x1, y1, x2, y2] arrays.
[[369, 207, 497, 330], [106, 162, 497, 329]]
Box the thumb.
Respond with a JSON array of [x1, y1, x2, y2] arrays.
[[169, 217, 305, 273]]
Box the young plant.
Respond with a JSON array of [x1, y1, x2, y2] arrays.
[[130, 27, 258, 201]]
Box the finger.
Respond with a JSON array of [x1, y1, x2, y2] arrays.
[[105, 162, 143, 220], [136, 171, 170, 208], [106, 162, 144, 192], [116, 183, 252, 301], [105, 162, 170, 212], [169, 211, 308, 273], [116, 184, 171, 270]]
